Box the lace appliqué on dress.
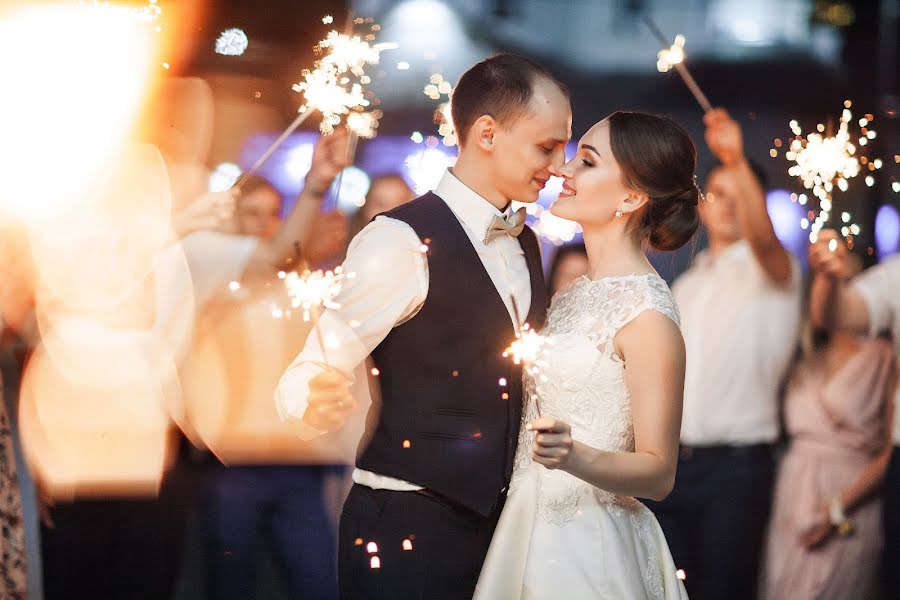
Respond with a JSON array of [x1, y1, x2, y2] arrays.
[[513, 274, 680, 528]]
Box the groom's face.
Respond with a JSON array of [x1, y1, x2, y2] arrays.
[[491, 78, 571, 203]]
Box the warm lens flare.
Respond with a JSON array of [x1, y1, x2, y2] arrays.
[[0, 2, 160, 222]]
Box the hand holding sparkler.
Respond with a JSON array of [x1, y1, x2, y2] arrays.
[[306, 127, 353, 196], [808, 229, 851, 281], [304, 369, 355, 433], [704, 109, 745, 167], [526, 417, 574, 469], [283, 266, 357, 432]]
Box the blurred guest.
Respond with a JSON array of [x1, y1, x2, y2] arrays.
[[229, 173, 346, 266], [763, 270, 895, 599], [643, 109, 802, 600], [547, 242, 588, 297], [809, 229, 900, 600], [346, 174, 415, 242], [192, 172, 347, 600]]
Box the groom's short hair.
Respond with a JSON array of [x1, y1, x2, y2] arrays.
[[451, 53, 568, 146]]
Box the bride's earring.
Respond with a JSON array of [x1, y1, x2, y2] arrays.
[[615, 209, 623, 218]]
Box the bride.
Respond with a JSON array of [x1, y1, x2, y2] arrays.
[[475, 111, 699, 599]]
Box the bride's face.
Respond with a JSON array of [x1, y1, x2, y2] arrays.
[[549, 120, 633, 228]]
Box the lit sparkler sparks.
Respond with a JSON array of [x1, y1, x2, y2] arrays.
[[656, 34, 685, 73], [318, 30, 397, 77], [236, 17, 393, 187], [346, 110, 383, 139], [292, 65, 369, 135], [503, 323, 550, 373], [282, 267, 355, 365], [774, 101, 879, 245], [284, 267, 350, 322], [505, 296, 552, 416], [644, 18, 712, 113]]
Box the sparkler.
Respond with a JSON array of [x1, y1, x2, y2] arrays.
[[234, 17, 394, 188], [773, 101, 879, 245], [505, 295, 550, 416], [325, 109, 381, 211], [283, 267, 354, 364], [284, 267, 348, 322], [644, 17, 713, 113], [346, 110, 382, 140]]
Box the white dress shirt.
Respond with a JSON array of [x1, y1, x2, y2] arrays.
[[853, 255, 900, 444], [674, 240, 802, 446], [275, 169, 533, 490]]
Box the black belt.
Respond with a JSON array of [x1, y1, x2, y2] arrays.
[[679, 443, 773, 461]]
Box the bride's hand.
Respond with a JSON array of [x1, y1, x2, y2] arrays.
[[527, 417, 574, 470]]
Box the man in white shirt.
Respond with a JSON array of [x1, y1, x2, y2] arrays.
[[644, 109, 802, 600], [809, 231, 900, 599], [275, 54, 571, 599]]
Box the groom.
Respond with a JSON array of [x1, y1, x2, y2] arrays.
[[275, 53, 571, 599]]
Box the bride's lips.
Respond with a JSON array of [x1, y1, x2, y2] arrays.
[[558, 182, 577, 197]]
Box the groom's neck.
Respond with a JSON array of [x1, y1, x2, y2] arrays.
[[451, 155, 511, 211]]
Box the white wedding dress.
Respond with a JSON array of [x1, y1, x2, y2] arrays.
[[475, 274, 689, 600]]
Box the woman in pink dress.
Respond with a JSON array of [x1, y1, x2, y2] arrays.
[[763, 321, 896, 599]]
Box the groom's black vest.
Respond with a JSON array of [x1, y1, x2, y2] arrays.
[[359, 192, 547, 516]]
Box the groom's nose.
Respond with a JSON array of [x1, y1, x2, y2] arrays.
[[548, 160, 571, 179], [548, 157, 566, 177]]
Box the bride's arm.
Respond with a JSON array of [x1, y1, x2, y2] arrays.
[[529, 310, 685, 501]]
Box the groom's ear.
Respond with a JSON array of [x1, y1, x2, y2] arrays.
[[470, 115, 497, 152]]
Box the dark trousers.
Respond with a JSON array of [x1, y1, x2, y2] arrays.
[[644, 444, 775, 600], [203, 464, 338, 600], [41, 446, 200, 600], [338, 484, 503, 600], [885, 446, 900, 600]]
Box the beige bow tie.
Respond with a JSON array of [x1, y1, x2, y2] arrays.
[[483, 207, 527, 244]]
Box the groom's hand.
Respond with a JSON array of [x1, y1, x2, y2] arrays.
[[302, 369, 356, 432], [527, 417, 573, 470]]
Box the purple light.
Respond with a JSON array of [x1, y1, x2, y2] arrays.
[[875, 204, 900, 259], [239, 131, 321, 203], [766, 189, 807, 260]]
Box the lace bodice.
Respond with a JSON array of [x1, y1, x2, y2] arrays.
[[512, 273, 681, 524]]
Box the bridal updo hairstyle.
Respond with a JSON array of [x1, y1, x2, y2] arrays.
[[607, 111, 701, 252]]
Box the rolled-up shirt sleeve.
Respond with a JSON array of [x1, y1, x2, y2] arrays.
[[852, 256, 900, 337], [275, 216, 429, 438]]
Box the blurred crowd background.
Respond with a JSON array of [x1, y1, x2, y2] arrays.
[[0, 1, 897, 599]]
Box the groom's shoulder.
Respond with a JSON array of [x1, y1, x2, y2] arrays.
[[378, 191, 444, 222]]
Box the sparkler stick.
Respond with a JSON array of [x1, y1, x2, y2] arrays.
[[644, 17, 713, 113], [233, 111, 313, 189], [312, 308, 332, 365], [326, 110, 378, 211]]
